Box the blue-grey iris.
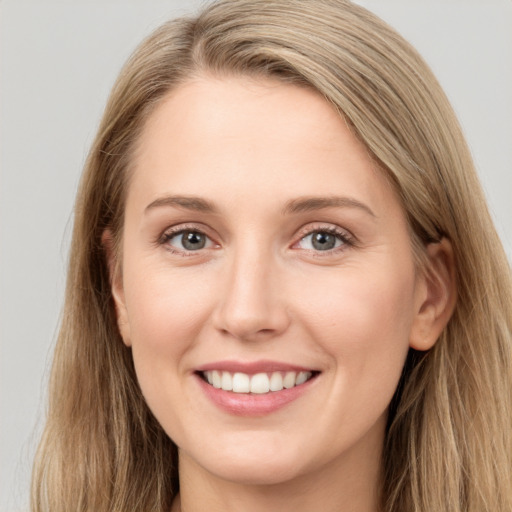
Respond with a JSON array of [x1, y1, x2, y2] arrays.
[[182, 231, 206, 250], [312, 232, 336, 250]]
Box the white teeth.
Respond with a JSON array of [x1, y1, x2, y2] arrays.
[[283, 371, 296, 389], [221, 372, 233, 391], [232, 372, 250, 393], [203, 370, 315, 394], [250, 373, 270, 394], [212, 370, 221, 389], [269, 372, 283, 391], [296, 371, 309, 385]]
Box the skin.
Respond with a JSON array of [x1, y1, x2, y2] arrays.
[[108, 76, 455, 512]]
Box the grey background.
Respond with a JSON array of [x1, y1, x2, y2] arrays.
[[1, 1, 511, 510]]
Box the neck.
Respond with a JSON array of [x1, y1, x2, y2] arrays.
[[172, 426, 384, 512]]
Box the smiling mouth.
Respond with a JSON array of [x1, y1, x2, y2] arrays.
[[198, 370, 319, 394]]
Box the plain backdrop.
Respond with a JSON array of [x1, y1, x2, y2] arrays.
[[1, 1, 511, 510]]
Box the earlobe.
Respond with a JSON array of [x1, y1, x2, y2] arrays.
[[102, 230, 132, 347], [409, 238, 457, 351]]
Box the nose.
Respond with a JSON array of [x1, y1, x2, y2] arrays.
[[212, 244, 291, 342]]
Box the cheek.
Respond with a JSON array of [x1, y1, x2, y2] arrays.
[[310, 260, 415, 337], [299, 262, 416, 385], [121, 264, 215, 396], [121, 264, 218, 433], [124, 264, 210, 344]]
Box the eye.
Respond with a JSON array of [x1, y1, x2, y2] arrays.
[[296, 228, 351, 252], [163, 229, 214, 252]]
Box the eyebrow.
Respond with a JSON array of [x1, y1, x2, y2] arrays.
[[283, 196, 376, 217], [144, 194, 376, 218], [145, 195, 218, 214]]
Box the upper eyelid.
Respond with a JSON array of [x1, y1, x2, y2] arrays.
[[294, 222, 355, 242], [160, 223, 214, 240]]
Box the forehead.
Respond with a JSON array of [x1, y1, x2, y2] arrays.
[[128, 75, 400, 219]]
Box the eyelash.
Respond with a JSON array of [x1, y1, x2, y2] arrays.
[[158, 224, 355, 257], [294, 225, 355, 256], [158, 224, 215, 257]]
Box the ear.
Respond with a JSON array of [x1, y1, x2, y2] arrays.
[[102, 230, 132, 347], [409, 238, 457, 351]]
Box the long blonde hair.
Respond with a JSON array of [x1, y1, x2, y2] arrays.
[[31, 1, 512, 510]]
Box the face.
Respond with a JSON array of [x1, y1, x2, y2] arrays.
[[111, 76, 432, 486]]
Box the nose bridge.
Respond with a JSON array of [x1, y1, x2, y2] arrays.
[[214, 235, 289, 340]]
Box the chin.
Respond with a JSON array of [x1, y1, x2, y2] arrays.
[[180, 436, 312, 486], [203, 457, 306, 486]]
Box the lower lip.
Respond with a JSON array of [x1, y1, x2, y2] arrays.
[[195, 373, 317, 416]]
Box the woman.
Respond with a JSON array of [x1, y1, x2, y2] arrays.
[[31, 1, 512, 511]]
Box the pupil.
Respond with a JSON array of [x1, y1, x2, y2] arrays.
[[182, 231, 206, 250], [312, 232, 336, 251]]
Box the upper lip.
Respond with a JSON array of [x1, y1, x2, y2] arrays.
[[195, 359, 319, 374]]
